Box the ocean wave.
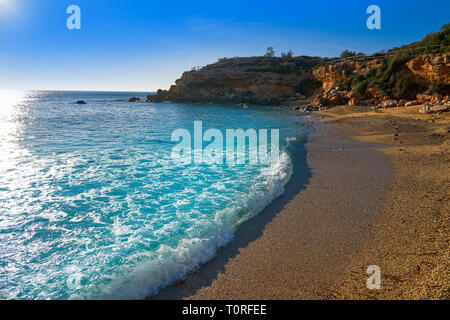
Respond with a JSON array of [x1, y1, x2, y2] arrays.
[[89, 150, 294, 300]]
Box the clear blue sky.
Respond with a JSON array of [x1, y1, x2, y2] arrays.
[[0, 0, 449, 91]]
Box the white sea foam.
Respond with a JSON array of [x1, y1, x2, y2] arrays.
[[93, 150, 294, 300]]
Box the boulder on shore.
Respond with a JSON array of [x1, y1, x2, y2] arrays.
[[380, 100, 398, 108], [315, 89, 347, 106], [419, 104, 449, 114], [128, 97, 141, 102], [348, 97, 360, 106], [405, 100, 418, 107]]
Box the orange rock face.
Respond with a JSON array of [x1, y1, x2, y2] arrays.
[[312, 60, 380, 91], [407, 53, 450, 83], [161, 68, 305, 104]]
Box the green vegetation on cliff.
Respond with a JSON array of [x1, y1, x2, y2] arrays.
[[390, 23, 449, 53], [334, 54, 428, 99], [209, 55, 329, 75], [332, 23, 450, 99]]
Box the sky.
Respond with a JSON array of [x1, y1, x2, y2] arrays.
[[0, 0, 449, 91]]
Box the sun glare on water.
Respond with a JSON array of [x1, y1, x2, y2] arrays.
[[0, 89, 25, 111], [0, 89, 27, 141], [0, 89, 29, 173]]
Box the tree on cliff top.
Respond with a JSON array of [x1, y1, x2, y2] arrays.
[[265, 47, 275, 57], [340, 50, 366, 58], [340, 50, 356, 58], [281, 50, 294, 58]]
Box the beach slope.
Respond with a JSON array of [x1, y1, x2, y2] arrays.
[[153, 114, 394, 299]]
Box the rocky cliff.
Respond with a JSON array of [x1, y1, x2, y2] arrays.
[[145, 24, 449, 107], [312, 60, 381, 92], [147, 56, 326, 104], [311, 52, 449, 108], [147, 52, 449, 108], [407, 53, 450, 83]]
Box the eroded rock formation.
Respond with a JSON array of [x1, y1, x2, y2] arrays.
[[407, 53, 450, 83], [147, 56, 326, 104], [312, 60, 380, 91]]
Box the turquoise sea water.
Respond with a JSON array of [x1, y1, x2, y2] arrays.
[[0, 90, 310, 299]]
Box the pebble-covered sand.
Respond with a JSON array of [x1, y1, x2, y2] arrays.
[[319, 105, 449, 299]]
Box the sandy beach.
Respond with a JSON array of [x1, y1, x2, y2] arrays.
[[152, 104, 449, 300], [320, 105, 449, 299]]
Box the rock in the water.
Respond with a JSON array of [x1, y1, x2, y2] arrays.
[[128, 97, 141, 102], [75, 100, 87, 104]]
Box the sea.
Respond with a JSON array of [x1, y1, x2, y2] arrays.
[[0, 90, 311, 299]]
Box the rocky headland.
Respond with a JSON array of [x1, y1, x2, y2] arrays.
[[147, 51, 449, 113], [146, 55, 327, 105], [147, 24, 449, 115]]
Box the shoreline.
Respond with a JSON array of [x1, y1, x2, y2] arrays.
[[152, 113, 393, 299]]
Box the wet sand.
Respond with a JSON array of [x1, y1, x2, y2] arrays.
[[153, 112, 394, 299]]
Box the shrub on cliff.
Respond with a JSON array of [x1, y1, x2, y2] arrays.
[[334, 53, 428, 99], [340, 50, 366, 58], [281, 50, 294, 59], [389, 23, 450, 53], [340, 50, 356, 58]]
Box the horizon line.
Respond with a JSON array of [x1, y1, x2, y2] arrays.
[[1, 88, 158, 93]]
